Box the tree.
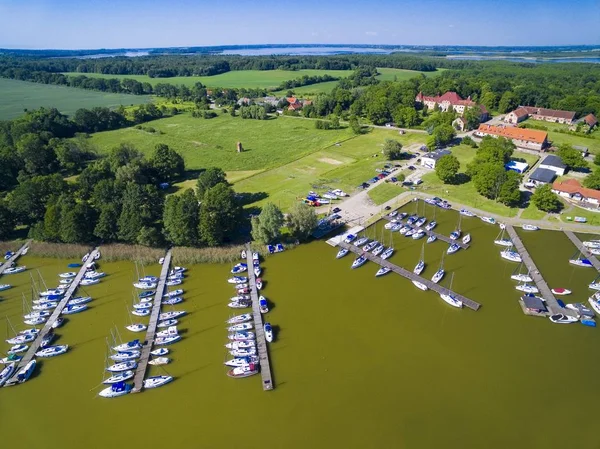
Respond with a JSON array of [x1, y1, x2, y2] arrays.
[[287, 202, 317, 241], [61, 202, 95, 243], [137, 225, 163, 247], [6, 174, 67, 226], [349, 116, 362, 134], [431, 124, 456, 148], [584, 169, 600, 190], [149, 144, 185, 181], [498, 91, 518, 113], [42, 203, 62, 242], [435, 154, 460, 184], [0, 201, 15, 240], [467, 137, 514, 177], [198, 183, 241, 246], [556, 144, 588, 171], [497, 170, 522, 206], [94, 204, 120, 241], [117, 183, 146, 243], [594, 153, 600, 166], [463, 107, 481, 131], [16, 133, 58, 176], [251, 203, 284, 244], [197, 167, 227, 197], [163, 189, 199, 246], [382, 139, 404, 160], [108, 143, 143, 173], [472, 163, 507, 199], [532, 184, 563, 212]]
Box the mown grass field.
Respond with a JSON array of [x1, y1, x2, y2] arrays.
[[0, 78, 150, 120], [367, 182, 406, 205], [520, 119, 600, 154], [63, 69, 353, 89], [376, 67, 446, 82]]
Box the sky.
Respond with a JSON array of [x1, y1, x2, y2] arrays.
[[0, 0, 598, 49]]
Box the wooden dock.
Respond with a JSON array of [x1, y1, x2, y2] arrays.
[[504, 226, 576, 317], [563, 231, 600, 272], [381, 215, 470, 249], [0, 240, 32, 277], [338, 242, 481, 311], [132, 249, 172, 393], [5, 247, 100, 386], [246, 246, 274, 391]]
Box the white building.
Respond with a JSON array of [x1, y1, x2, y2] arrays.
[[539, 155, 567, 177], [420, 149, 451, 169]]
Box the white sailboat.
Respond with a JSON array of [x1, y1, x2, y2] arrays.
[[431, 253, 445, 284], [439, 273, 462, 308], [501, 248, 522, 263]]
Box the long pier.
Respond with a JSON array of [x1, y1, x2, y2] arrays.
[[563, 231, 600, 272], [0, 240, 31, 277], [246, 246, 273, 391], [338, 241, 481, 311], [381, 215, 470, 249], [504, 226, 576, 317], [5, 247, 100, 386], [132, 249, 172, 393]]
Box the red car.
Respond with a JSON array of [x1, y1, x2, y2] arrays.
[[377, 173, 386, 179]]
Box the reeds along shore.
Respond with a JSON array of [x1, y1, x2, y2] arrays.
[[0, 240, 291, 265]]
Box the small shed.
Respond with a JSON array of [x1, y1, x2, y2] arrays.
[[505, 160, 529, 174], [529, 168, 556, 185], [522, 296, 547, 313], [420, 149, 451, 169]]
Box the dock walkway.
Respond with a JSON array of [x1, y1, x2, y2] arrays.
[[246, 246, 273, 391], [505, 226, 576, 317], [5, 247, 99, 386], [338, 242, 480, 311], [0, 240, 32, 277], [132, 249, 172, 393], [563, 231, 600, 272], [381, 216, 470, 249]]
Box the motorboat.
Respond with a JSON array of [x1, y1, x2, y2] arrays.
[[389, 210, 399, 218], [39, 289, 63, 297], [511, 274, 533, 283], [168, 273, 184, 281], [228, 276, 248, 284], [68, 296, 92, 306], [24, 311, 50, 320], [398, 213, 408, 220], [522, 224, 539, 231], [462, 234, 471, 245], [412, 280, 428, 291], [588, 294, 600, 314], [384, 221, 395, 230], [583, 240, 600, 249], [336, 248, 349, 259], [3, 251, 14, 260], [254, 266, 262, 277], [363, 241, 378, 252], [131, 309, 150, 317], [157, 319, 178, 328], [59, 272, 77, 278], [149, 357, 170, 366], [133, 302, 153, 310], [0, 353, 22, 364], [163, 296, 183, 305], [32, 301, 57, 310], [107, 361, 138, 372], [225, 340, 256, 349], [548, 314, 578, 324], [228, 301, 251, 309], [399, 226, 410, 235], [516, 284, 539, 294], [19, 328, 40, 336], [381, 247, 394, 260], [590, 248, 600, 256], [391, 224, 403, 232], [139, 275, 158, 283], [62, 304, 88, 315], [103, 370, 134, 384], [163, 289, 184, 297], [134, 281, 157, 289], [113, 340, 142, 352], [431, 269, 445, 284], [569, 258, 593, 268], [228, 322, 253, 332], [566, 303, 594, 318], [372, 244, 385, 256], [376, 267, 391, 277], [166, 279, 182, 287], [581, 317, 596, 327], [4, 266, 26, 275], [85, 271, 106, 280], [171, 266, 187, 274], [227, 363, 259, 378], [0, 362, 16, 387], [406, 215, 418, 225], [259, 297, 269, 313], [126, 323, 147, 333], [228, 331, 255, 341], [158, 311, 186, 320], [413, 260, 425, 276], [252, 253, 260, 262], [24, 316, 47, 326], [143, 375, 174, 389], [551, 288, 571, 296], [449, 231, 461, 240], [480, 216, 496, 224], [440, 292, 463, 308], [139, 290, 155, 299], [0, 284, 11, 291], [494, 239, 513, 247], [80, 278, 100, 286], [264, 323, 274, 342], [224, 356, 259, 367], [427, 235, 437, 244], [40, 332, 55, 348], [501, 250, 522, 263], [156, 326, 178, 338], [415, 217, 427, 228], [227, 314, 253, 324], [16, 360, 36, 383], [425, 221, 437, 231], [110, 350, 140, 361], [36, 345, 68, 358], [343, 234, 356, 244], [139, 296, 153, 303], [256, 278, 264, 290], [412, 230, 426, 240], [229, 347, 257, 357], [51, 318, 65, 329], [6, 333, 35, 344], [447, 244, 460, 255], [355, 237, 369, 246], [351, 255, 367, 269], [98, 381, 132, 398], [155, 334, 182, 345], [405, 229, 416, 238], [9, 344, 28, 354], [459, 209, 476, 217], [589, 282, 600, 291], [233, 283, 249, 290]]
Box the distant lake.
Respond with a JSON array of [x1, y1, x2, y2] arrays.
[[220, 46, 397, 56], [447, 55, 600, 64]]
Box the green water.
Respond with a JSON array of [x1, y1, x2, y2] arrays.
[[1, 206, 600, 449]]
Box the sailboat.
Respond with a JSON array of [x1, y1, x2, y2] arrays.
[[569, 250, 593, 268], [449, 215, 462, 240], [501, 248, 522, 263], [431, 252, 445, 284], [439, 273, 462, 308], [494, 228, 512, 247], [380, 230, 394, 260], [375, 266, 391, 277], [413, 244, 425, 275], [511, 264, 532, 283], [336, 248, 349, 259], [125, 300, 147, 333]]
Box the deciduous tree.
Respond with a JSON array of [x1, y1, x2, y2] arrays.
[[435, 154, 460, 184], [150, 144, 185, 181], [556, 144, 588, 171], [198, 183, 241, 246], [251, 203, 284, 244], [197, 167, 227, 197], [531, 184, 563, 212], [382, 139, 404, 160], [287, 202, 317, 241]]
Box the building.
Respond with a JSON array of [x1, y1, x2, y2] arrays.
[[528, 168, 556, 185], [288, 102, 303, 111], [452, 117, 467, 131], [505, 161, 529, 174], [474, 124, 549, 151], [420, 149, 451, 169], [573, 145, 589, 157], [584, 113, 598, 131], [552, 178, 600, 209], [260, 96, 281, 107], [415, 91, 489, 121], [504, 106, 576, 125], [539, 155, 567, 176], [522, 296, 547, 314]]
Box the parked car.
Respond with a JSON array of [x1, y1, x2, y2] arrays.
[[390, 177, 398, 183], [362, 182, 370, 188], [332, 207, 341, 213], [408, 166, 416, 171], [413, 178, 423, 185], [402, 181, 413, 186], [384, 206, 391, 210], [377, 174, 386, 180]]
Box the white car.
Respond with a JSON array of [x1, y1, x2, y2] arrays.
[[332, 189, 348, 197], [413, 179, 423, 185]]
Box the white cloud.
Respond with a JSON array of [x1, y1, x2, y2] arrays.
[[365, 31, 377, 36]]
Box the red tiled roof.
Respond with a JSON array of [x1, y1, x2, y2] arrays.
[[288, 103, 302, 111], [552, 178, 600, 202], [584, 114, 598, 127], [476, 124, 548, 144], [287, 97, 298, 104], [520, 106, 576, 121], [511, 107, 530, 119], [416, 91, 475, 107]]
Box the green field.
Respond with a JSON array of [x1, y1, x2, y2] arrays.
[[0, 78, 150, 120], [376, 67, 446, 82], [367, 182, 406, 205], [63, 69, 353, 89], [272, 80, 341, 97], [520, 119, 600, 154]]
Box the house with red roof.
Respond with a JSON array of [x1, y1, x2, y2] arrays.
[[505, 106, 576, 125], [415, 91, 489, 124], [584, 113, 598, 131], [552, 178, 600, 209]]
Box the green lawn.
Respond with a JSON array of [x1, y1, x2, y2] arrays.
[[0, 78, 150, 120], [63, 69, 353, 90], [520, 119, 600, 154], [272, 80, 341, 97], [376, 67, 446, 82], [520, 202, 547, 220], [367, 182, 406, 205]]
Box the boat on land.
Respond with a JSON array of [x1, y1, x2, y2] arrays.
[[15, 360, 36, 383], [113, 339, 142, 352], [549, 314, 578, 324], [36, 345, 69, 358], [99, 381, 132, 398], [227, 314, 252, 324], [551, 288, 571, 296], [103, 370, 134, 385], [480, 216, 496, 224], [3, 266, 26, 275], [447, 244, 460, 255], [231, 263, 247, 274], [107, 361, 137, 372], [501, 249, 522, 263], [522, 224, 539, 231], [62, 304, 87, 315], [569, 258, 593, 268], [460, 209, 476, 217], [462, 234, 471, 245], [336, 248, 349, 259], [0, 363, 16, 387], [516, 284, 539, 294], [224, 356, 259, 367], [227, 363, 259, 378], [264, 323, 274, 342], [351, 255, 367, 269], [425, 221, 437, 231], [412, 280, 428, 291]]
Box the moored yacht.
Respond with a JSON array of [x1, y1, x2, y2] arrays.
[[515, 284, 539, 294], [98, 381, 132, 398], [551, 288, 571, 296], [143, 375, 174, 389], [511, 273, 533, 283], [412, 280, 428, 291], [103, 370, 134, 384], [227, 363, 259, 378], [462, 234, 471, 245], [440, 292, 463, 308], [380, 247, 394, 260], [355, 237, 369, 246], [413, 260, 425, 276], [431, 269, 445, 284], [372, 244, 385, 256], [569, 258, 593, 268], [336, 248, 349, 259], [427, 235, 437, 244], [447, 244, 460, 255], [351, 255, 367, 269], [548, 314, 578, 324], [425, 221, 437, 231], [375, 267, 391, 277], [501, 249, 522, 263]]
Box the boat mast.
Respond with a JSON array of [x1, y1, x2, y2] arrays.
[[420, 243, 425, 263]]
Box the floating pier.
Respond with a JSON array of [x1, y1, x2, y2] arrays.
[[563, 231, 600, 272], [132, 249, 172, 393], [337, 241, 481, 311], [5, 247, 100, 386], [246, 246, 274, 391], [0, 240, 32, 277], [504, 226, 577, 317], [381, 215, 470, 249]]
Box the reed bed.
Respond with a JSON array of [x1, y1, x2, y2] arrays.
[[0, 240, 27, 255], [27, 241, 92, 259]]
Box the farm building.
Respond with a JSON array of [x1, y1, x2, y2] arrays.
[[539, 155, 567, 177], [415, 91, 489, 121], [504, 107, 529, 125], [505, 161, 529, 174], [504, 106, 576, 125], [552, 179, 600, 209], [420, 149, 451, 169], [474, 124, 548, 151], [528, 168, 556, 185]]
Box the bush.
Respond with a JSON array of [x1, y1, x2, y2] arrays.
[[382, 139, 403, 160], [462, 136, 478, 148]]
